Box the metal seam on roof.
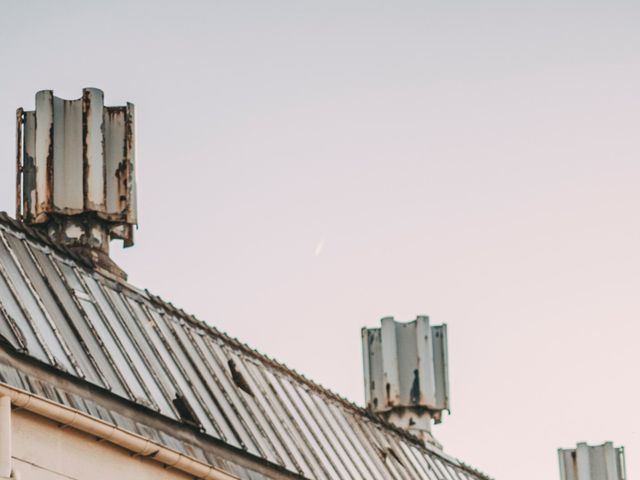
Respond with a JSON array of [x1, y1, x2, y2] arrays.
[[0, 236, 53, 364], [238, 354, 311, 477], [24, 242, 104, 385], [0, 231, 80, 374], [72, 265, 155, 407], [108, 292, 181, 417], [254, 366, 328, 478], [178, 322, 252, 447], [84, 275, 173, 415], [52, 255, 129, 396], [140, 304, 223, 438], [182, 328, 247, 446], [151, 309, 229, 441], [196, 337, 270, 459], [229, 352, 293, 469]]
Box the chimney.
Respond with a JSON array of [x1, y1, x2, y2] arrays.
[[361, 315, 450, 444], [15, 88, 137, 279], [558, 442, 626, 480]]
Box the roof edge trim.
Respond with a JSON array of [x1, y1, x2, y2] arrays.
[[0, 381, 239, 480]]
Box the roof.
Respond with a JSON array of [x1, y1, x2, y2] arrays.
[[0, 212, 492, 480]]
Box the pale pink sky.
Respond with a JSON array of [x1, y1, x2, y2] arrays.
[[1, 1, 639, 479]]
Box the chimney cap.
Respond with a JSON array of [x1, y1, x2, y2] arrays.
[[558, 442, 626, 480], [16, 88, 137, 278], [362, 315, 450, 443]]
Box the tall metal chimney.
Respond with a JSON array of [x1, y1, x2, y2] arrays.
[[558, 442, 626, 480], [362, 315, 450, 444], [16, 88, 137, 279]]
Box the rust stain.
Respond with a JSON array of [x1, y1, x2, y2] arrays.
[[15, 108, 23, 221], [45, 102, 54, 214], [82, 89, 90, 210]]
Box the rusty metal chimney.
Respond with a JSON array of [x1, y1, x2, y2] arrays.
[[15, 88, 137, 279], [558, 442, 626, 480], [362, 316, 450, 444]]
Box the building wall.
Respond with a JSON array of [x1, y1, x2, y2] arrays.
[[11, 410, 193, 480]]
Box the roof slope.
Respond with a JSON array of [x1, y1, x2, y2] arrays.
[[0, 213, 491, 480]]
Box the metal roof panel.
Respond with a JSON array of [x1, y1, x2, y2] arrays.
[[0, 212, 493, 480]]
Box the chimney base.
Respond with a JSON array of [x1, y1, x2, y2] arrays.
[[34, 214, 127, 280]]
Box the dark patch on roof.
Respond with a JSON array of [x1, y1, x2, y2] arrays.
[[172, 393, 201, 428]]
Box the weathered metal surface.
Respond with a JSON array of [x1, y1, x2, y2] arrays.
[[0, 213, 491, 480], [362, 316, 450, 439], [15, 108, 23, 222], [558, 442, 626, 480], [16, 89, 136, 249]]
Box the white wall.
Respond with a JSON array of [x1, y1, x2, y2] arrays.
[[11, 410, 194, 480]]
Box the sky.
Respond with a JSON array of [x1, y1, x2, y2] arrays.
[[1, 1, 639, 479]]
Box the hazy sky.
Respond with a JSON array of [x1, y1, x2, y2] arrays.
[[1, 1, 639, 479]]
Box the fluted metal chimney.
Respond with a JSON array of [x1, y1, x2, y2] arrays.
[[15, 88, 137, 279], [558, 442, 626, 480], [362, 315, 450, 444]]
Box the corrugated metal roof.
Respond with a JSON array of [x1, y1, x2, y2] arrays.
[[0, 212, 492, 480]]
